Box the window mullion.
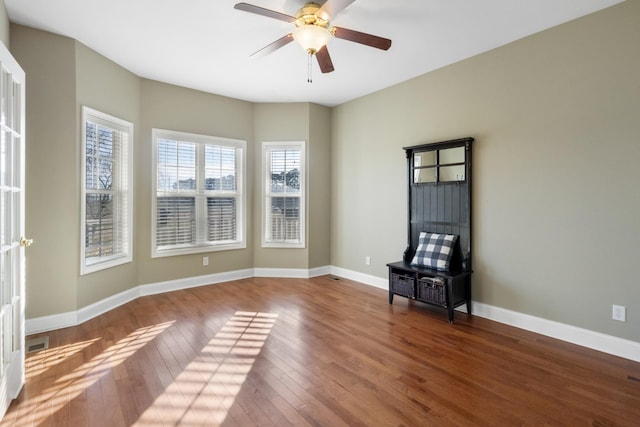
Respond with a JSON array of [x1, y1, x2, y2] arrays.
[[196, 143, 206, 245]]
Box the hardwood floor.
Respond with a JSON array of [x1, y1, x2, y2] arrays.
[[3, 276, 639, 426]]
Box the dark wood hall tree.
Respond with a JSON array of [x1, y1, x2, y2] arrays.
[[387, 137, 474, 323]]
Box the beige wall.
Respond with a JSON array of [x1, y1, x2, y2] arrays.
[[11, 26, 78, 318], [137, 79, 255, 285], [10, 27, 143, 315], [308, 103, 331, 269], [75, 42, 141, 308], [332, 0, 640, 342], [9, 24, 329, 318], [0, 1, 8, 47], [252, 103, 332, 270], [253, 103, 310, 269], [8, 1, 637, 345]]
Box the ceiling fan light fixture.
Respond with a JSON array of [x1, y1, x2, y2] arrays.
[[293, 25, 331, 54]]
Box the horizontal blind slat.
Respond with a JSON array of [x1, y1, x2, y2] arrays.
[[156, 197, 196, 246]]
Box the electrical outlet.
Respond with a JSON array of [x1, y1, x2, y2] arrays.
[[203, 256, 209, 266], [365, 256, 371, 265], [612, 304, 626, 322]]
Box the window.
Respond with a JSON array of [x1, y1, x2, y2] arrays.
[[81, 107, 133, 274], [152, 129, 246, 257], [262, 141, 305, 248]]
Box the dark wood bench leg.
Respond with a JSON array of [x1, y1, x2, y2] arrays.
[[446, 281, 454, 323], [466, 277, 472, 315], [389, 291, 394, 304]]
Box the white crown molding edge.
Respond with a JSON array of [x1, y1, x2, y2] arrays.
[[25, 265, 639, 363]]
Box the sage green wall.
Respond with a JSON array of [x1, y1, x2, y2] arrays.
[[253, 103, 310, 269], [14, 0, 635, 347], [308, 103, 331, 269], [11, 26, 142, 316], [10, 26, 78, 318], [137, 79, 255, 285], [331, 1, 640, 342], [9, 23, 327, 319], [252, 102, 332, 270], [75, 42, 140, 308], [0, 1, 8, 47]]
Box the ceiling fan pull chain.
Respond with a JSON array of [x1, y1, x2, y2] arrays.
[[307, 51, 313, 83]]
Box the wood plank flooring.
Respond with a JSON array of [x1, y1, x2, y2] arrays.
[[3, 276, 639, 426]]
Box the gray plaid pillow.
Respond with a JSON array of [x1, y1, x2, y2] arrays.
[[410, 232, 458, 271]]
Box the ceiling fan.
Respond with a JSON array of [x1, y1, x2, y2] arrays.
[[234, 0, 392, 81]]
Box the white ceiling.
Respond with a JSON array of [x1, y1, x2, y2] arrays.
[[5, 0, 623, 107]]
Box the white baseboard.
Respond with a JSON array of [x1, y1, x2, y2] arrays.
[[471, 301, 640, 363], [139, 269, 254, 297], [334, 266, 640, 363], [309, 265, 332, 277], [77, 287, 140, 326], [25, 267, 330, 335], [25, 265, 640, 363], [253, 266, 332, 278], [25, 311, 78, 336], [330, 266, 388, 289]]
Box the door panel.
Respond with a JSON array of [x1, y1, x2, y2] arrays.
[[0, 41, 26, 420]]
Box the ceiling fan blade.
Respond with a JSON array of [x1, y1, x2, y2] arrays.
[[234, 2, 295, 23], [250, 34, 294, 58], [319, 0, 356, 19], [316, 46, 335, 73], [332, 27, 392, 50]]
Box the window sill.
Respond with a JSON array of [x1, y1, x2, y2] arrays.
[[152, 241, 246, 258]]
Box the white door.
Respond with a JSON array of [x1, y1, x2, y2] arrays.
[[0, 41, 27, 419]]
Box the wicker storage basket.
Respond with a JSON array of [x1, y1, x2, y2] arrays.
[[417, 276, 447, 307], [390, 273, 415, 298]]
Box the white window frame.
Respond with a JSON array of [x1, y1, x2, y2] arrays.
[[152, 128, 246, 258], [262, 141, 306, 248], [80, 107, 133, 275]]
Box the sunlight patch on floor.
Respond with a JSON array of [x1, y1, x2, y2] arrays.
[[134, 311, 278, 426], [16, 321, 174, 426], [24, 337, 101, 380]]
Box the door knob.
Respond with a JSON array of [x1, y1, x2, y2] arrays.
[[19, 236, 33, 247]]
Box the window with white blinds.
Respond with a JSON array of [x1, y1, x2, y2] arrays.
[[152, 129, 246, 257], [81, 107, 133, 274], [262, 141, 305, 248]]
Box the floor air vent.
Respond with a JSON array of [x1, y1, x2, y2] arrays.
[[26, 336, 49, 353], [328, 276, 341, 281]]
